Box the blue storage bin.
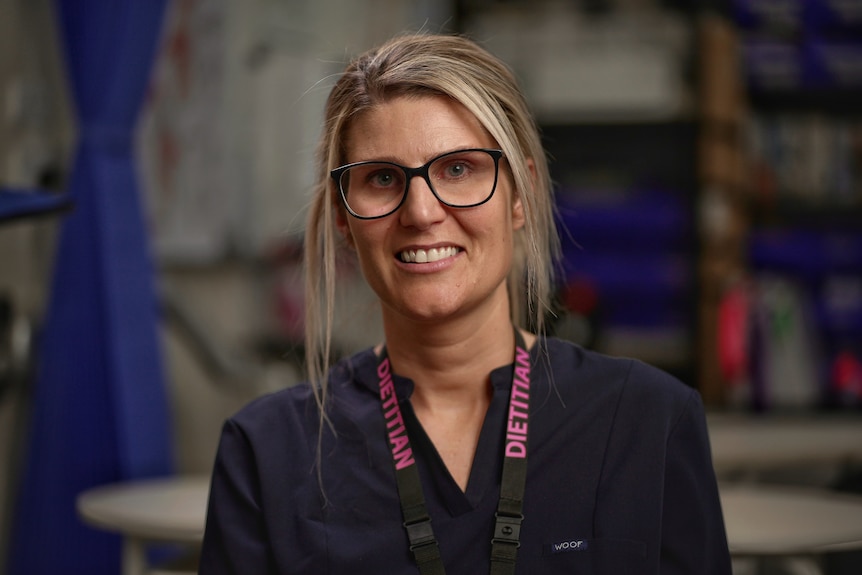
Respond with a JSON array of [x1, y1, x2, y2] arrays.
[[803, 38, 862, 88], [562, 252, 691, 328], [556, 188, 693, 330], [732, 0, 804, 30], [749, 230, 862, 279], [743, 39, 805, 91], [731, 0, 862, 33], [814, 275, 862, 337], [806, 0, 862, 33], [556, 190, 690, 254]]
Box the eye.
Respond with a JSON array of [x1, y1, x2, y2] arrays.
[[436, 158, 474, 182], [445, 162, 468, 178], [367, 167, 400, 188]]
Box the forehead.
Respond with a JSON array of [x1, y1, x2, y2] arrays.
[[343, 95, 496, 163]]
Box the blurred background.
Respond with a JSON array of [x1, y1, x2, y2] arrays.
[[1, 0, 861, 573]]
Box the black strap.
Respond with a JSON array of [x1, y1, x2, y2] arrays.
[[489, 461, 527, 574], [490, 329, 529, 575], [378, 327, 530, 575], [395, 456, 446, 574]]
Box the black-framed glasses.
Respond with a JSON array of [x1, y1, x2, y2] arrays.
[[331, 148, 504, 220]]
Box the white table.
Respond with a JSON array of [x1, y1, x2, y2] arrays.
[[77, 475, 210, 575], [708, 413, 862, 477], [78, 474, 862, 573], [721, 484, 862, 556], [721, 483, 862, 575]]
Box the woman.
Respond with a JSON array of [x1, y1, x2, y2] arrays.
[[200, 33, 731, 574]]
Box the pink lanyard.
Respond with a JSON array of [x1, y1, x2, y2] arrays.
[[376, 329, 531, 575]]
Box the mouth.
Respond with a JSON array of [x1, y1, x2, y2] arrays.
[[399, 246, 460, 263]]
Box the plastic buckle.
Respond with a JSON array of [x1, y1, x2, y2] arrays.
[[492, 512, 523, 547], [404, 518, 436, 551]]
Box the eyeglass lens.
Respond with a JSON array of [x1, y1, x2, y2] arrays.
[[338, 149, 499, 219]]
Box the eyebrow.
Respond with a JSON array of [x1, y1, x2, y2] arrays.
[[346, 146, 487, 167]]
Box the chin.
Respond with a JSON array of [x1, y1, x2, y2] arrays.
[[400, 304, 462, 323], [386, 296, 465, 324]]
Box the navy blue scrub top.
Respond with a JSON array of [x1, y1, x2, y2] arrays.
[[200, 337, 731, 574]]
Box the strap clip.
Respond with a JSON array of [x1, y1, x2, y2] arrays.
[[492, 512, 523, 547], [404, 517, 436, 551]]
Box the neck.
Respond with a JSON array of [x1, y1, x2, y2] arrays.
[[378, 297, 534, 492], [381, 304, 515, 407]]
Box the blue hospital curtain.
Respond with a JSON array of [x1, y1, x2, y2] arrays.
[[7, 1, 173, 574]]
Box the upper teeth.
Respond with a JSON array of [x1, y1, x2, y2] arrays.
[[400, 246, 459, 263]]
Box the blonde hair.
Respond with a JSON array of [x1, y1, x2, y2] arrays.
[[304, 33, 559, 410]]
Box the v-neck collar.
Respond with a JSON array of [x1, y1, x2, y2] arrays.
[[354, 351, 518, 515]]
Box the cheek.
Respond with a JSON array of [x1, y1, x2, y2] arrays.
[[468, 214, 515, 258], [348, 221, 391, 264]]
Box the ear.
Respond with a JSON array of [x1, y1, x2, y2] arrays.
[[512, 192, 525, 231], [511, 158, 536, 231], [335, 205, 355, 248]]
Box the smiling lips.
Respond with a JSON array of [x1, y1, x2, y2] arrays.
[[399, 246, 460, 263]]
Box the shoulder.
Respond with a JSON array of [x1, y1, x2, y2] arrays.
[[539, 336, 698, 420], [226, 347, 379, 443]]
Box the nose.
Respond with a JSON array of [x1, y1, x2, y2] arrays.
[[398, 174, 446, 229]]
